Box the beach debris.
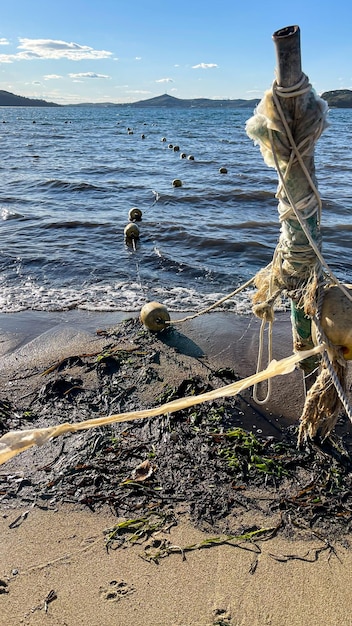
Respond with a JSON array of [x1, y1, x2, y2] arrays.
[[130, 459, 154, 482], [8, 509, 30, 529], [128, 207, 142, 222], [0, 343, 324, 465], [44, 589, 57, 613], [172, 178, 182, 187], [246, 25, 352, 442], [0, 580, 9, 595], [140, 301, 171, 331]]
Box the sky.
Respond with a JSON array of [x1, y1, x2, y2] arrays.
[[0, 0, 351, 105]]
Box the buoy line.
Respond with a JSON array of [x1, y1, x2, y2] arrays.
[[139, 274, 258, 331]]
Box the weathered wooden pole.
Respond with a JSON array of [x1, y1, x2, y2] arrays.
[[247, 25, 327, 374]]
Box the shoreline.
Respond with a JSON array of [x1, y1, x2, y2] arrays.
[[0, 308, 308, 423]]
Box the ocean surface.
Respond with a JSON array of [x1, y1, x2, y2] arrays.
[[0, 104, 351, 315]]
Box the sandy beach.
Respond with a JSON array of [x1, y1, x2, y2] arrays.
[[1, 309, 352, 626]]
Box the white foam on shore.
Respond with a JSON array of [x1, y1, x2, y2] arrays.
[[0, 281, 281, 315]]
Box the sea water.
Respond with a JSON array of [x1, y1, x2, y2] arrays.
[[0, 105, 351, 314]]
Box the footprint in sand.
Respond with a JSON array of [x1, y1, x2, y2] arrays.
[[99, 579, 135, 602]]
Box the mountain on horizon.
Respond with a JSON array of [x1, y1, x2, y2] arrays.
[[0, 90, 60, 107], [1, 88, 352, 109], [124, 93, 261, 108]]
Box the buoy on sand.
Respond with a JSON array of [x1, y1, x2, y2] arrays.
[[140, 301, 170, 331], [313, 284, 352, 359]]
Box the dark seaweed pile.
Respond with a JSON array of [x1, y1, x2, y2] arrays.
[[1, 319, 352, 548]]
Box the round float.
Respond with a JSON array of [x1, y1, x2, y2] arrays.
[[172, 179, 182, 187], [313, 284, 352, 359], [124, 223, 140, 240], [140, 301, 170, 331], [128, 207, 142, 222]]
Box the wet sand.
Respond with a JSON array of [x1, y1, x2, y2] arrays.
[[1, 309, 352, 626]]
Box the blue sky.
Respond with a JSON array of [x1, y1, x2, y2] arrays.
[[0, 0, 351, 104]]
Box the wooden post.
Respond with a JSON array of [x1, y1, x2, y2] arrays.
[[272, 25, 323, 374]]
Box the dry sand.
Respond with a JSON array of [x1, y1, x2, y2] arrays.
[[1, 310, 352, 626]]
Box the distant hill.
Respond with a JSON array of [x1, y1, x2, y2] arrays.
[[2, 88, 352, 110], [117, 94, 261, 109], [321, 90, 352, 108], [72, 94, 261, 108], [0, 90, 60, 107]]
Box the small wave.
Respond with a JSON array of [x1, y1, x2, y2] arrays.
[[150, 189, 276, 206], [1, 207, 24, 220], [38, 179, 105, 192]]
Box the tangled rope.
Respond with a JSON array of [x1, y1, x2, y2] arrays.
[[246, 74, 352, 439]]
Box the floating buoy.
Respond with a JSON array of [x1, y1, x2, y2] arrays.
[[140, 301, 170, 331], [161, 137, 167, 142], [124, 222, 140, 240], [141, 134, 145, 139], [313, 285, 352, 359], [187, 155, 194, 161], [128, 130, 133, 135], [128, 207, 142, 222], [172, 179, 182, 187], [219, 167, 228, 174], [168, 144, 173, 149], [173, 145, 180, 152], [180, 153, 187, 159]]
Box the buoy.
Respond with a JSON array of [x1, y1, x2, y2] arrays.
[[187, 155, 194, 161], [161, 137, 167, 142], [313, 284, 352, 359], [140, 301, 170, 331], [172, 179, 182, 187], [173, 145, 180, 152], [219, 167, 228, 174], [124, 223, 140, 240], [141, 134, 145, 139], [168, 144, 173, 149], [128, 207, 142, 222], [180, 153, 187, 159], [128, 130, 133, 135]]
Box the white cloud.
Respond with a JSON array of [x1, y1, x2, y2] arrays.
[[0, 38, 9, 46], [192, 63, 218, 69], [0, 38, 113, 63], [135, 57, 142, 61], [155, 77, 174, 83], [44, 74, 63, 80], [68, 72, 110, 79], [126, 90, 151, 95]]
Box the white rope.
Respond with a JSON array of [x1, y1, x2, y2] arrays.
[[165, 274, 257, 325], [268, 82, 352, 304], [253, 316, 273, 404]]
